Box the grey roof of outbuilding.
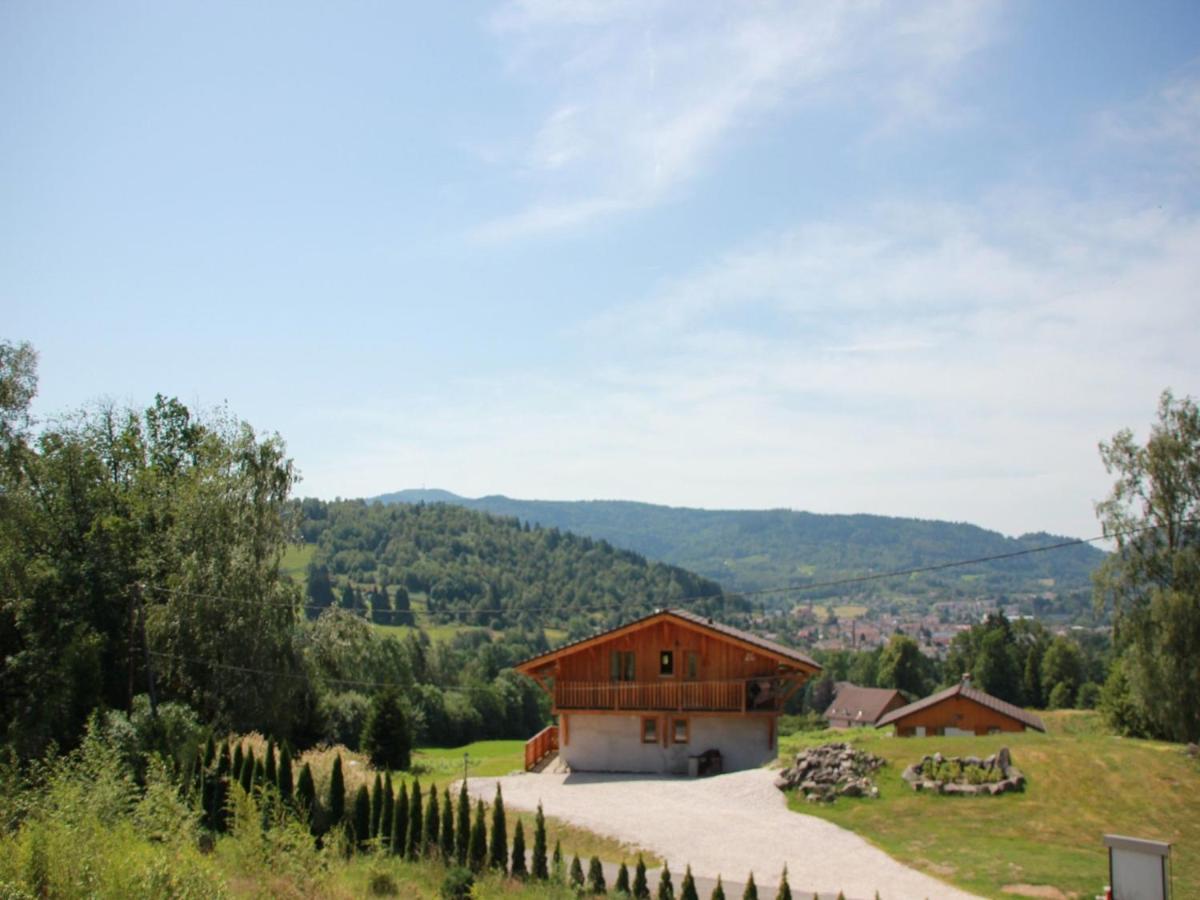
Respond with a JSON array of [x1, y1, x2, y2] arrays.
[[824, 684, 906, 725], [875, 681, 1046, 732]]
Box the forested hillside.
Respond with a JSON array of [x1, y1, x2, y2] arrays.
[[375, 490, 1105, 605], [298, 497, 742, 637]]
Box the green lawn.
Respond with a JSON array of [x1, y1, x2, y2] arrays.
[[779, 711, 1199, 899], [279, 542, 315, 579]]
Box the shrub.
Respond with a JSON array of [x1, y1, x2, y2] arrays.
[[711, 875, 726, 900], [440, 786, 455, 860], [392, 781, 408, 854], [634, 854, 649, 898], [681, 864, 698, 900], [588, 855, 607, 894], [570, 854, 585, 890], [297, 762, 317, 834], [424, 781, 440, 857], [440, 866, 475, 900], [658, 862, 674, 900], [532, 801, 549, 879], [488, 783, 508, 872], [278, 745, 294, 804], [328, 754, 346, 830], [511, 819, 528, 879], [380, 774, 394, 846], [371, 773, 384, 837], [1048, 681, 1074, 710], [743, 871, 758, 900], [774, 865, 791, 900], [468, 798, 487, 872], [1077, 682, 1101, 709], [616, 861, 631, 894], [455, 780, 470, 865], [353, 784, 371, 851], [406, 778, 423, 859]]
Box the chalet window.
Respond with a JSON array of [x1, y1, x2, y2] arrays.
[[641, 717, 658, 743], [610, 651, 635, 682], [659, 650, 674, 676], [672, 718, 689, 744], [685, 651, 699, 680]]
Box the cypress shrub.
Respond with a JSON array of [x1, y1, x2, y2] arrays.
[[371, 773, 384, 838], [203, 734, 217, 768], [455, 780, 470, 866], [214, 742, 231, 832], [239, 750, 255, 795], [424, 782, 440, 857], [587, 855, 607, 894], [201, 755, 216, 830], [353, 784, 371, 852], [681, 865, 698, 900], [488, 783, 508, 873], [252, 757, 264, 791], [774, 865, 791, 900], [329, 754, 346, 829], [569, 855, 584, 890], [189, 745, 204, 798], [711, 875, 726, 900], [658, 863, 674, 900], [381, 774, 394, 847], [264, 738, 277, 785], [532, 801, 549, 880], [232, 743, 244, 782], [511, 820, 528, 880], [392, 782, 409, 855], [552, 839, 563, 883], [468, 798, 487, 873], [616, 862, 631, 895], [406, 778, 423, 860], [440, 787, 455, 860], [742, 872, 757, 900], [278, 745, 294, 804], [297, 762, 317, 835], [633, 855, 649, 898]]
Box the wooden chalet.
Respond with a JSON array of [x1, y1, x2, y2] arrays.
[[824, 683, 908, 729], [875, 676, 1046, 736], [516, 608, 821, 774]]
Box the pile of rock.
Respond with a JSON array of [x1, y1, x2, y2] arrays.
[[774, 742, 885, 803], [901, 747, 1025, 796]]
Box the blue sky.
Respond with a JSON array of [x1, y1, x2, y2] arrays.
[[4, 1, 1199, 539]]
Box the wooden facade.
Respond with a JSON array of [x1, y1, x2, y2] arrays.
[[876, 679, 1046, 737], [515, 609, 821, 772]]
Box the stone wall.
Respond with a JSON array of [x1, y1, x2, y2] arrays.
[[900, 747, 1025, 796]]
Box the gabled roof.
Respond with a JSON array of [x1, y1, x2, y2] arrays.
[[875, 681, 1046, 732], [824, 684, 906, 725], [515, 608, 820, 675]]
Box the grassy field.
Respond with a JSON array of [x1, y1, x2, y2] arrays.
[[779, 711, 1199, 899], [279, 542, 315, 579]]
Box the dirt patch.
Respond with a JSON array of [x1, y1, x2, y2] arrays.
[[1001, 884, 1070, 899]]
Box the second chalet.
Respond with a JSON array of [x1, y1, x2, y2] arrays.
[[515, 608, 821, 775]]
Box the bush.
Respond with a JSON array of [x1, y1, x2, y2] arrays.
[[440, 866, 474, 899], [1077, 682, 1101, 710], [1047, 681, 1074, 710], [361, 687, 411, 770]]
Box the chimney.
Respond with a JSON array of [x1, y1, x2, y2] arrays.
[[961, 672, 972, 688]]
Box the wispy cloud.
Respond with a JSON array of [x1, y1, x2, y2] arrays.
[[474, 0, 1002, 241]]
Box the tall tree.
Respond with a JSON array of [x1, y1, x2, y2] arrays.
[[531, 801, 548, 879], [362, 686, 411, 770], [877, 634, 926, 696], [468, 798, 487, 872], [406, 778, 423, 859], [424, 781, 440, 857], [392, 781, 408, 855], [1095, 390, 1200, 742], [328, 754, 346, 831], [440, 786, 455, 859]]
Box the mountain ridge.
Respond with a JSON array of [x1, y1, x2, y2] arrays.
[[371, 489, 1105, 603]]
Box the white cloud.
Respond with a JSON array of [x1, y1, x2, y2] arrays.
[[475, 0, 1002, 240]]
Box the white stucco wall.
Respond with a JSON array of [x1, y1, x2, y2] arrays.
[[560, 714, 775, 774]]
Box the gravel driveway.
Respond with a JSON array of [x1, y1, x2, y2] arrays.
[[466, 769, 982, 900]]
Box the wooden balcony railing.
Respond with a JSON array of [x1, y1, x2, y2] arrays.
[[554, 679, 784, 713], [524, 725, 559, 771]]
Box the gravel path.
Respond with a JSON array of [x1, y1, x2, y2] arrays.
[[466, 769, 983, 900]]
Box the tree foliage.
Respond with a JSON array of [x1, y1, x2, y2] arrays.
[[1095, 390, 1200, 742]]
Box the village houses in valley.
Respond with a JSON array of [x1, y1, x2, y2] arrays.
[[516, 609, 821, 774]]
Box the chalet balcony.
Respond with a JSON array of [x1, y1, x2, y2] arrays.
[[554, 678, 785, 713]]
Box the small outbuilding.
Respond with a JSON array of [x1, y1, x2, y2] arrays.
[[875, 676, 1045, 736], [824, 684, 908, 729]]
